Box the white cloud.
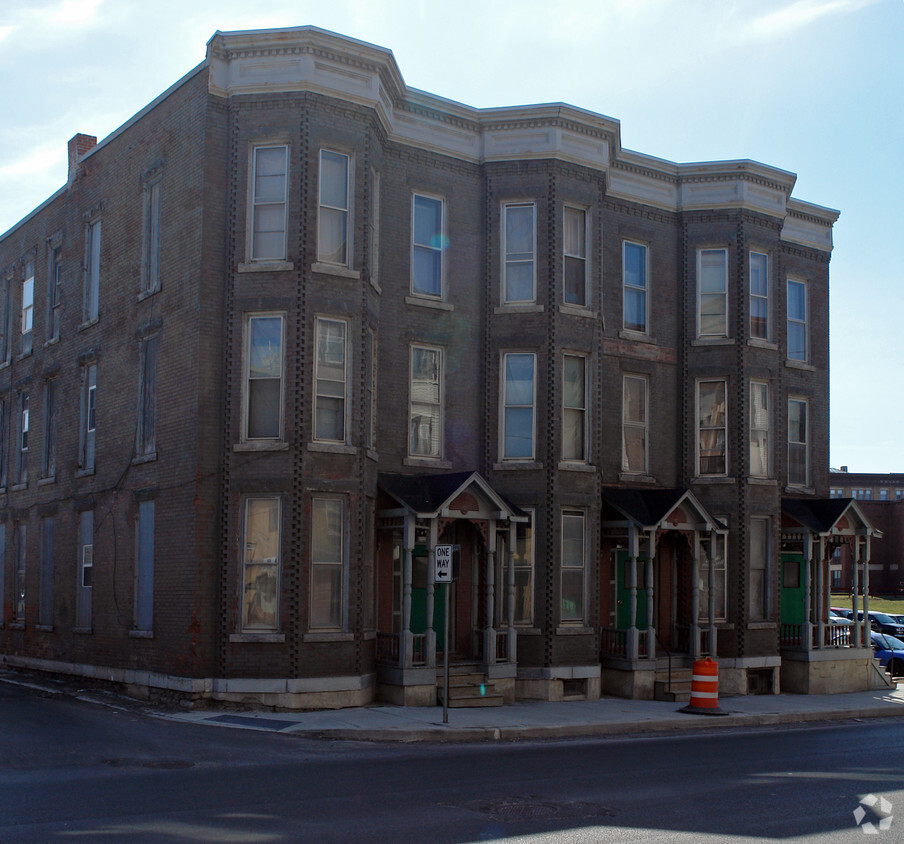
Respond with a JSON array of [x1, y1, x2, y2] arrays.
[[747, 0, 878, 40], [0, 144, 65, 180], [37, 0, 105, 28]]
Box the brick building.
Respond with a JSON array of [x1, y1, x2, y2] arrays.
[[0, 26, 883, 706]]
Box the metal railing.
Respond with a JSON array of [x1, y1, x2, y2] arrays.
[[376, 631, 399, 664], [780, 623, 803, 647], [600, 627, 628, 657]]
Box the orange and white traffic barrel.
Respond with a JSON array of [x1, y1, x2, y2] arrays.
[[679, 657, 728, 716]]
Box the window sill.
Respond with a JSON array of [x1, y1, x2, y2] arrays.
[[75, 468, 95, 478], [748, 338, 777, 351], [692, 337, 734, 346], [558, 461, 596, 472], [137, 286, 161, 303], [73, 627, 92, 635], [233, 441, 289, 453], [404, 456, 452, 469], [129, 629, 154, 639], [9, 482, 26, 492], [15, 348, 33, 362], [366, 448, 379, 463], [369, 278, 382, 294], [0, 359, 9, 371], [494, 303, 544, 315], [785, 359, 815, 371], [692, 476, 736, 485], [493, 461, 543, 471], [38, 476, 56, 487], [748, 477, 777, 486], [237, 260, 294, 273], [515, 626, 542, 635], [559, 304, 597, 319], [36, 624, 54, 633], [619, 472, 656, 484], [555, 626, 593, 635], [303, 632, 354, 643], [785, 485, 815, 495], [229, 632, 285, 643], [748, 622, 776, 630], [405, 295, 452, 312], [618, 330, 656, 344], [363, 630, 376, 641], [132, 453, 157, 465], [43, 336, 60, 349], [311, 262, 360, 280], [307, 442, 356, 455], [78, 317, 99, 332], [10, 622, 25, 631]]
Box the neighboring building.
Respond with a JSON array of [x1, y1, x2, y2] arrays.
[[828, 469, 904, 594], [0, 26, 884, 706]]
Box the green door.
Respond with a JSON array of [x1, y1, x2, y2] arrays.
[[780, 553, 806, 626], [409, 548, 447, 640], [615, 550, 648, 630]]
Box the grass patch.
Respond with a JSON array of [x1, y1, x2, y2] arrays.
[[830, 594, 904, 616]]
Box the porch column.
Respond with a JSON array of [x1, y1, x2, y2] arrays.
[[802, 533, 813, 651], [484, 520, 497, 665], [402, 515, 415, 669], [646, 530, 655, 659], [863, 534, 871, 647], [851, 536, 861, 648], [506, 523, 517, 665], [627, 525, 639, 660], [425, 519, 437, 668], [690, 532, 701, 659], [815, 535, 826, 651]]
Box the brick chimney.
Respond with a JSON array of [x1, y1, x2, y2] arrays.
[[67, 134, 97, 185]]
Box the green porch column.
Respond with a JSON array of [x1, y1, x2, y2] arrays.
[[402, 515, 415, 668], [425, 519, 437, 668], [484, 519, 497, 665]]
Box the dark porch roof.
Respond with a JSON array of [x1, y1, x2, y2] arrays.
[[782, 497, 882, 537], [601, 487, 724, 532], [378, 471, 528, 521]]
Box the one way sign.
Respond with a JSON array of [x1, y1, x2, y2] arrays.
[[435, 545, 454, 582]]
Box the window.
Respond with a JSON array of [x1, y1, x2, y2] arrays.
[[0, 271, 11, 361], [314, 318, 347, 442], [896, 489, 904, 500], [80, 363, 97, 470], [749, 252, 769, 339], [622, 375, 648, 474], [502, 352, 536, 460], [787, 279, 807, 361], [137, 335, 158, 456], [513, 513, 534, 625], [749, 381, 770, 478], [21, 259, 33, 353], [623, 241, 648, 333], [698, 248, 728, 337], [788, 398, 808, 487], [47, 243, 62, 341], [84, 218, 101, 322], [503, 202, 535, 303], [561, 510, 585, 623], [880, 489, 889, 501], [39, 517, 53, 628], [409, 345, 442, 458], [17, 392, 28, 484], [318, 150, 350, 265], [250, 145, 288, 261], [853, 488, 872, 501], [699, 527, 727, 622], [749, 517, 770, 620], [14, 524, 26, 622], [697, 379, 727, 476], [562, 354, 586, 461], [142, 177, 162, 293], [829, 488, 843, 499], [242, 497, 280, 631], [563, 206, 587, 306], [311, 497, 345, 630], [135, 500, 155, 632], [411, 194, 443, 297], [42, 379, 55, 479], [244, 314, 284, 441], [76, 511, 93, 630]]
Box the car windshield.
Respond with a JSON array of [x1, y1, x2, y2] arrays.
[[880, 634, 904, 650], [872, 613, 896, 624]]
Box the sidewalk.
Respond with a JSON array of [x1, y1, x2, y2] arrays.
[[162, 687, 904, 742]]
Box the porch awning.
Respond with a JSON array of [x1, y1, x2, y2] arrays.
[[781, 497, 883, 538], [600, 487, 724, 533], [378, 471, 528, 522]]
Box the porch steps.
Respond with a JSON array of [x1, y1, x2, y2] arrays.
[[654, 668, 693, 702], [437, 666, 504, 708]]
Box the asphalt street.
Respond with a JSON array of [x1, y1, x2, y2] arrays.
[[1, 678, 901, 843]]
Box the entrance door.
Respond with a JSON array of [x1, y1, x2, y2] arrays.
[[615, 550, 648, 630], [780, 553, 806, 626]]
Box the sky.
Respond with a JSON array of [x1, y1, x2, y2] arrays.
[[0, 0, 902, 473]]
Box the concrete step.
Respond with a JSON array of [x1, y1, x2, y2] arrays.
[[437, 669, 504, 707], [446, 692, 504, 708], [654, 668, 694, 702]]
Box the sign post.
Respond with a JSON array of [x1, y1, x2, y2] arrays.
[[434, 544, 455, 724]]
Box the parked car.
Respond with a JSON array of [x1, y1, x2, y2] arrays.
[[866, 612, 904, 637], [827, 612, 852, 645], [830, 607, 853, 619], [871, 631, 904, 677]]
